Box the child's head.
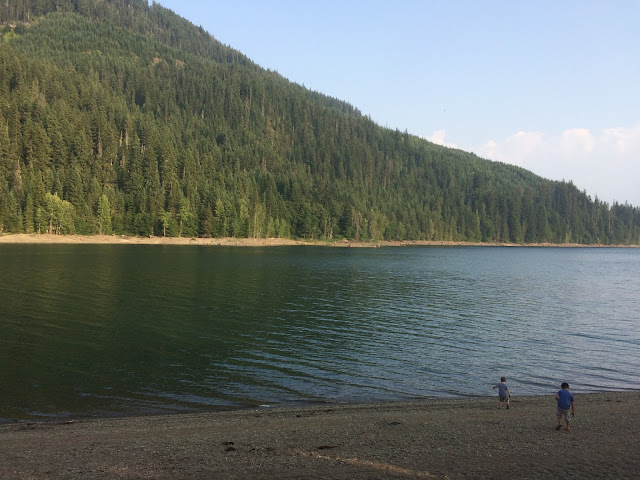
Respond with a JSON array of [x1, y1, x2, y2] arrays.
[[501, 377, 507, 383], [561, 382, 570, 389]]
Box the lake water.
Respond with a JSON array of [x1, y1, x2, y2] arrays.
[[1, 245, 638, 422]]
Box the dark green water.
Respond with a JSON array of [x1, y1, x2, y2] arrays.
[[1, 245, 639, 422]]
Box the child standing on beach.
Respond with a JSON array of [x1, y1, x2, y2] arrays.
[[555, 382, 575, 431], [493, 377, 511, 409]]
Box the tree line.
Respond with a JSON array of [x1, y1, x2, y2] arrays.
[[1, 0, 639, 244]]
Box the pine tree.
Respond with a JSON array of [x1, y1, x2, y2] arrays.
[[97, 194, 112, 235]]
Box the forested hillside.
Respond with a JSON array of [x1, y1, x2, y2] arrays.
[[1, 0, 639, 244]]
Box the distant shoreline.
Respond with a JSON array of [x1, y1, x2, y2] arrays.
[[0, 233, 638, 248]]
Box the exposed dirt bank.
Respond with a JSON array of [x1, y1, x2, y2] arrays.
[[0, 233, 637, 248]]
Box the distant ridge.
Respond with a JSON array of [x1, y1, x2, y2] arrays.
[[1, 0, 638, 244]]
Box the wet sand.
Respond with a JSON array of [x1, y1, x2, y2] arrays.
[[1, 392, 638, 479], [1, 233, 637, 248]]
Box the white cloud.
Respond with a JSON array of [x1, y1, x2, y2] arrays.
[[423, 129, 458, 148], [560, 128, 595, 155], [600, 124, 640, 155], [475, 131, 545, 166], [464, 124, 640, 206]]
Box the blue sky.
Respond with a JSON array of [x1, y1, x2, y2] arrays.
[[154, 0, 640, 206]]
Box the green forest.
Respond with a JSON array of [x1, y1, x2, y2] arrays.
[[1, 0, 639, 244]]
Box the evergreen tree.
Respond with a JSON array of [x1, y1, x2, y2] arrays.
[[97, 194, 112, 235]]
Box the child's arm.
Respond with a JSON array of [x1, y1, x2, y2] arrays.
[[571, 400, 576, 416]]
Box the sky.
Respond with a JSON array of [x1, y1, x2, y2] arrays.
[[154, 0, 640, 207]]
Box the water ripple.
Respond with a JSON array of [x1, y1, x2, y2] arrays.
[[1, 245, 639, 421]]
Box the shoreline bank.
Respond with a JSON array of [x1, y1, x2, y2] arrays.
[[1, 233, 638, 248], [1, 392, 638, 479]]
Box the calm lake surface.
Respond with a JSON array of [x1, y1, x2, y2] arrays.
[[1, 245, 638, 422]]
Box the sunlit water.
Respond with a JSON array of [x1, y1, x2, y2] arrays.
[[1, 245, 638, 422]]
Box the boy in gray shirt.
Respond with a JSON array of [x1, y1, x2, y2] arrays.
[[493, 376, 511, 409]]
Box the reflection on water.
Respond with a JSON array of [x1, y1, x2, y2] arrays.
[[1, 245, 639, 421]]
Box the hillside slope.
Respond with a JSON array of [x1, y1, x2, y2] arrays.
[[1, 0, 638, 244]]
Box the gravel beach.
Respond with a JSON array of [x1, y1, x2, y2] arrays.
[[1, 392, 638, 479]]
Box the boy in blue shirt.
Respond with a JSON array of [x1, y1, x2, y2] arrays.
[[493, 376, 511, 409], [555, 382, 576, 431]]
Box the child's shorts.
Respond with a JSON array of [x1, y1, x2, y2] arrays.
[[556, 407, 571, 421], [499, 396, 508, 401]]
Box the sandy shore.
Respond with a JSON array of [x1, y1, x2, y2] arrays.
[[1, 392, 638, 479], [0, 233, 637, 248]]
